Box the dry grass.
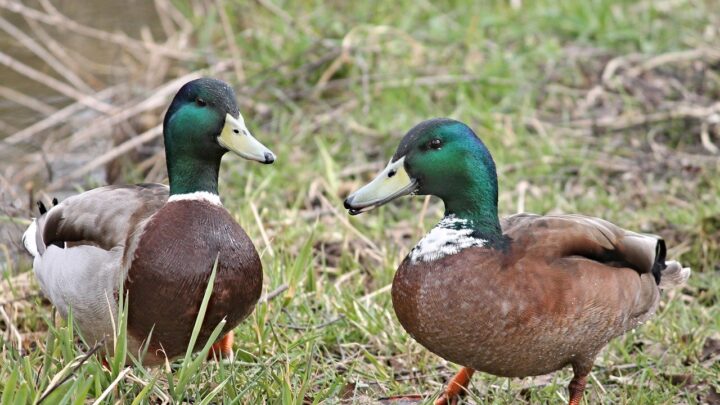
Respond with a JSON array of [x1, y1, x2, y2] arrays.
[[1, 0, 719, 403]]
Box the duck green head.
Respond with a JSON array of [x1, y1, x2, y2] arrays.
[[344, 118, 502, 236], [163, 78, 275, 196]]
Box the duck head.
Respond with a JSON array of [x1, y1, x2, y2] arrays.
[[163, 78, 275, 195], [344, 118, 502, 234]]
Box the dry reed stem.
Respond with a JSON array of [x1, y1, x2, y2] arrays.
[[23, 18, 100, 86], [0, 305, 22, 351], [156, 0, 193, 33], [63, 62, 231, 149], [0, 15, 92, 92], [249, 201, 275, 257], [2, 86, 119, 146], [0, 0, 196, 60], [0, 119, 19, 135], [0, 50, 113, 113], [153, 0, 177, 39], [214, 0, 245, 84], [47, 124, 162, 190], [18, 61, 230, 188], [0, 85, 56, 115]]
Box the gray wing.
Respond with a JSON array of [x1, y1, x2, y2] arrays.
[[35, 183, 168, 254]]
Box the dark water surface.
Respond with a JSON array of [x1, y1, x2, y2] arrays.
[[0, 0, 164, 134]]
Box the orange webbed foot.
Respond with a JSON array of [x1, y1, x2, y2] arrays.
[[208, 331, 234, 362]]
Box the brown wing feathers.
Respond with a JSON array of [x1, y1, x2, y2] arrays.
[[503, 214, 665, 283]]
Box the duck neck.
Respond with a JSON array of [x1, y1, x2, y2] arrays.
[[444, 200, 501, 237], [166, 154, 222, 196], [440, 169, 503, 241]]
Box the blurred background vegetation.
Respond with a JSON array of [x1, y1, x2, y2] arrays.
[[0, 0, 718, 403]]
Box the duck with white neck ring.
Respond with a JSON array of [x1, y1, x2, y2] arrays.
[[23, 78, 275, 365], [344, 118, 690, 405]]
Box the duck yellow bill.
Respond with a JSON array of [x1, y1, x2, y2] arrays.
[[218, 113, 275, 164], [344, 157, 417, 215]]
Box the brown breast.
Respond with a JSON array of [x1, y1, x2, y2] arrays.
[[125, 200, 262, 364], [392, 242, 659, 378]]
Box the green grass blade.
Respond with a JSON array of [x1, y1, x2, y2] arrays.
[[129, 374, 158, 405], [173, 257, 220, 399], [196, 378, 229, 405], [1, 367, 18, 405]]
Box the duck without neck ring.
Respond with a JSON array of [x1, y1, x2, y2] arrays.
[[344, 118, 690, 405], [23, 78, 275, 365]]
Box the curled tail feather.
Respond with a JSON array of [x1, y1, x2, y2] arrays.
[[658, 261, 691, 289]]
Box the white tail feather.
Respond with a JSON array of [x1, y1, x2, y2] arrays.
[[22, 219, 39, 258], [659, 260, 691, 289]]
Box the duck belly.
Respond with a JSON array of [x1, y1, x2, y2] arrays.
[[125, 200, 262, 364], [392, 254, 645, 378]]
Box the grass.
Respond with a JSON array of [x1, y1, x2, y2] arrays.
[[1, 0, 719, 403]]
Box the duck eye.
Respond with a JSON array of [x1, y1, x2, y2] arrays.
[[428, 139, 442, 150], [195, 97, 207, 107]]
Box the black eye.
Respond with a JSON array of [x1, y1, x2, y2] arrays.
[[428, 139, 442, 150], [196, 97, 207, 107]]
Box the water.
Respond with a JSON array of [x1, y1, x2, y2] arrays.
[[0, 0, 164, 134]]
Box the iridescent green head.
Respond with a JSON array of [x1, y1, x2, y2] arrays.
[[163, 78, 275, 195], [344, 118, 501, 235]]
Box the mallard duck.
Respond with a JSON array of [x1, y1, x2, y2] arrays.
[[22, 78, 275, 365], [344, 118, 690, 405]]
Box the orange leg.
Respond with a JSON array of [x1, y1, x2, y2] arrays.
[[568, 374, 588, 405], [208, 331, 234, 361], [435, 367, 475, 405]]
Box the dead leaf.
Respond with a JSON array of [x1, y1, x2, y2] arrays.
[[661, 373, 694, 387], [701, 337, 720, 362], [703, 386, 720, 405]]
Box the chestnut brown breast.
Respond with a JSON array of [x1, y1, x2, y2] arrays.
[[126, 200, 262, 362]]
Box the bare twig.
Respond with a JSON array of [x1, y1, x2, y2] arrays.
[[566, 102, 720, 132], [259, 284, 289, 303], [626, 48, 720, 78], [279, 315, 345, 330]]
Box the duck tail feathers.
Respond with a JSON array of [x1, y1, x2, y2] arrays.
[[22, 218, 39, 258], [658, 260, 691, 289]]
